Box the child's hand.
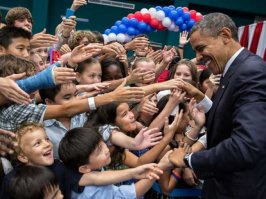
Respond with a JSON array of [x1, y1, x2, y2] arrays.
[[158, 150, 174, 170], [0, 128, 18, 156], [134, 127, 162, 150], [179, 31, 189, 47], [139, 94, 158, 116], [163, 109, 183, 136], [169, 142, 191, 168], [59, 44, 71, 55], [182, 168, 198, 186], [71, 0, 87, 11], [53, 67, 76, 84], [169, 89, 186, 105], [188, 98, 206, 127], [127, 68, 155, 85], [132, 163, 163, 180], [124, 36, 149, 51]]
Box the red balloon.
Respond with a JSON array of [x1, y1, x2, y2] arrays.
[[196, 13, 203, 22], [157, 22, 167, 31], [134, 11, 143, 21], [143, 13, 151, 23], [190, 10, 197, 20], [127, 13, 134, 19], [183, 7, 189, 12], [150, 18, 159, 29]]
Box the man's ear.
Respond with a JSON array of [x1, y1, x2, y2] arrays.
[[17, 153, 29, 164], [219, 27, 232, 44], [79, 164, 92, 174], [0, 45, 6, 55]]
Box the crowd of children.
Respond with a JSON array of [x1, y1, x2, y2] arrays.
[[0, 1, 220, 199]]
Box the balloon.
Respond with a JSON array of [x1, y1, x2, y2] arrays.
[[118, 24, 127, 33], [168, 22, 176, 31], [175, 17, 184, 26], [150, 18, 159, 29], [134, 11, 143, 21], [143, 13, 151, 23], [108, 33, 117, 42], [135, 29, 140, 35], [155, 10, 165, 21], [104, 29, 111, 35], [173, 26, 179, 32], [155, 6, 162, 11], [115, 20, 122, 26], [163, 7, 171, 16], [196, 12, 203, 22], [190, 10, 197, 20], [110, 26, 119, 34], [125, 34, 133, 42], [102, 34, 109, 44], [183, 12, 191, 21], [157, 23, 167, 31], [168, 5, 175, 10], [127, 27, 136, 35], [121, 17, 129, 26], [148, 7, 157, 17], [127, 13, 134, 19], [168, 10, 178, 20], [183, 7, 189, 12], [176, 7, 184, 17], [162, 17, 172, 28], [181, 23, 187, 31], [137, 22, 147, 31], [146, 24, 155, 33], [129, 18, 138, 27], [117, 33, 126, 43], [140, 8, 149, 14], [187, 19, 195, 28]]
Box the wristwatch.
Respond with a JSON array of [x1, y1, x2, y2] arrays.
[[183, 153, 191, 168]]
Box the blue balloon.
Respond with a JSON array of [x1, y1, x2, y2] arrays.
[[110, 25, 119, 34], [104, 29, 111, 35], [115, 20, 122, 26], [135, 29, 140, 35], [181, 23, 187, 31], [129, 18, 138, 27], [187, 19, 195, 28], [163, 7, 171, 17], [183, 12, 191, 21], [146, 24, 155, 33], [118, 24, 127, 33], [127, 27, 136, 36], [175, 17, 184, 26], [121, 17, 129, 26], [137, 22, 148, 31], [168, 5, 175, 10], [176, 8, 184, 17], [168, 10, 178, 20], [155, 6, 163, 11]]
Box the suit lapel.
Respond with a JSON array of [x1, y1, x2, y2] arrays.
[[207, 49, 251, 146]]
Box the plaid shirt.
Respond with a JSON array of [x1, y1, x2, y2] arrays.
[[0, 101, 46, 131]]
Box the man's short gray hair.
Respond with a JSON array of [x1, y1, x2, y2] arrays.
[[191, 13, 238, 41]]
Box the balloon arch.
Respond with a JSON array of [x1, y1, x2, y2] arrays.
[[103, 5, 203, 43]]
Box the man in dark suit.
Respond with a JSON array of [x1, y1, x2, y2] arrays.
[[169, 13, 266, 199]]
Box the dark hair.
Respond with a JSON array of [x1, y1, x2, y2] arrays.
[[59, 127, 103, 171], [9, 165, 58, 199], [100, 57, 126, 81], [0, 26, 31, 49], [92, 31, 104, 43], [75, 57, 100, 74], [191, 12, 238, 42], [5, 7, 33, 26], [168, 59, 198, 84], [0, 54, 36, 77], [198, 68, 212, 86]]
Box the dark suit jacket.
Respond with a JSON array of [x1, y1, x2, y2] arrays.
[[191, 48, 266, 199]]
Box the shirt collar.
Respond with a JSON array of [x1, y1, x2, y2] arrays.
[[223, 47, 244, 76]]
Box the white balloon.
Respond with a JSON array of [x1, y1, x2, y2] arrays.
[[117, 33, 126, 43], [168, 22, 176, 31], [196, 12, 202, 16], [173, 26, 179, 32], [155, 10, 165, 21], [140, 8, 149, 14], [125, 34, 133, 42], [149, 8, 157, 17], [108, 33, 117, 42], [102, 34, 109, 44], [162, 17, 172, 28]]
